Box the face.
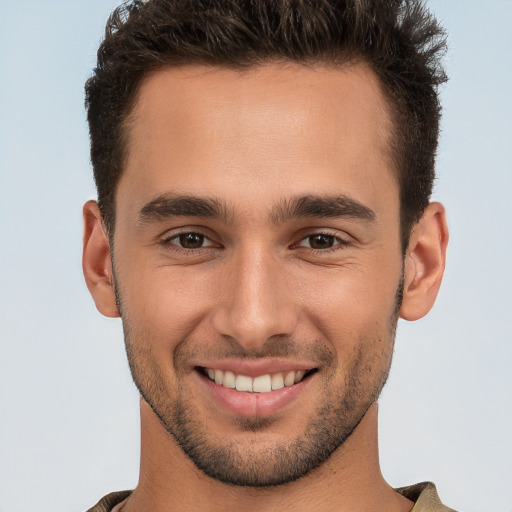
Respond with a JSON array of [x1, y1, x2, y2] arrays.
[[112, 62, 404, 486]]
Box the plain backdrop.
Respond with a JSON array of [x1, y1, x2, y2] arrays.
[[0, 1, 511, 511]]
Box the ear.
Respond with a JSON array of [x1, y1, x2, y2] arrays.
[[82, 200, 119, 318], [400, 202, 449, 321]]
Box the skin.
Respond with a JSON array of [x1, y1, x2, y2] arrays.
[[83, 62, 448, 512]]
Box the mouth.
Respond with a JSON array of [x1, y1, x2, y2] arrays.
[[194, 365, 319, 418], [197, 366, 318, 393]]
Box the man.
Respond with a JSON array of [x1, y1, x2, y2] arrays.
[[83, 0, 453, 510]]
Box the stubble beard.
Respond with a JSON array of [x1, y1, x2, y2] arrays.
[[116, 276, 403, 488]]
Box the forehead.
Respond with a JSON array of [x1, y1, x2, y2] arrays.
[[119, 61, 397, 221]]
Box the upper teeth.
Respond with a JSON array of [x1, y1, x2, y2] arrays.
[[205, 368, 307, 393]]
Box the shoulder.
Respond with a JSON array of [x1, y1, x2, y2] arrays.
[[396, 482, 459, 512], [86, 490, 131, 512]]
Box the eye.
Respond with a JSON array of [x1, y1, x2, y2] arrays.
[[164, 232, 216, 250], [297, 233, 346, 250]]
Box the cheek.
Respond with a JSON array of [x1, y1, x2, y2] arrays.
[[303, 272, 398, 397], [116, 264, 218, 351], [293, 260, 402, 351]]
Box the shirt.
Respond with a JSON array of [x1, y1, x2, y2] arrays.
[[86, 481, 458, 511]]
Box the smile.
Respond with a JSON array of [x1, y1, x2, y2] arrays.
[[194, 360, 319, 418], [200, 367, 316, 394]]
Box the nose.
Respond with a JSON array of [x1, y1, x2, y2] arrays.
[[211, 246, 298, 351]]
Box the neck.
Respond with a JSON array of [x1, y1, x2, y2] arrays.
[[123, 401, 412, 512]]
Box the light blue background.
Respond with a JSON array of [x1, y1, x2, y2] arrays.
[[1, 1, 511, 510]]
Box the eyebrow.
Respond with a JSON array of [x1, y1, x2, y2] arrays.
[[138, 194, 232, 225], [137, 192, 375, 226], [271, 194, 376, 224]]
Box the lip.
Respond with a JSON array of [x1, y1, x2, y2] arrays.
[[190, 357, 316, 377], [195, 366, 315, 418]]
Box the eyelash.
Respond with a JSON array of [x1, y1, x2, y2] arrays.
[[160, 231, 218, 251], [294, 232, 350, 252], [158, 230, 350, 253]]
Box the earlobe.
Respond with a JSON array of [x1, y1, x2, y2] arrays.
[[400, 202, 449, 321], [82, 200, 120, 318]]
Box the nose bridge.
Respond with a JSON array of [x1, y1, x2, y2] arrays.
[[212, 242, 297, 349]]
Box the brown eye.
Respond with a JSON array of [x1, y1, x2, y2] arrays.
[[306, 234, 336, 249], [296, 233, 349, 251], [178, 233, 205, 249]]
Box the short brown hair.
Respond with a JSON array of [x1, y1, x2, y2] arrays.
[[85, 0, 447, 248]]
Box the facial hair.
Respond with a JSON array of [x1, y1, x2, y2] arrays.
[[117, 272, 403, 488]]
